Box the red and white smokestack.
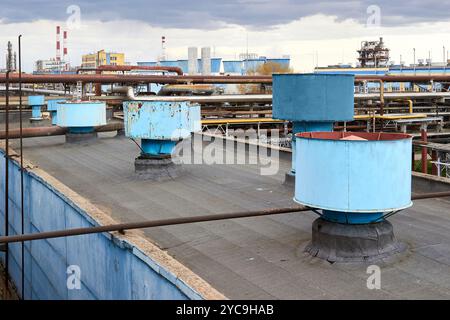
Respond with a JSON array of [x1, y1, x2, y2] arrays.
[[56, 25, 61, 62], [63, 30, 68, 70]]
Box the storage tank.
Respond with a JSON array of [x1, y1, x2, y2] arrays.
[[295, 131, 412, 261], [56, 101, 106, 143], [272, 74, 354, 184], [28, 95, 45, 122], [123, 100, 201, 180]]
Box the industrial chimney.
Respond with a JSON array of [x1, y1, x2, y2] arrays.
[[201, 47, 211, 75], [63, 30, 68, 70], [56, 26, 61, 63], [188, 47, 198, 75]]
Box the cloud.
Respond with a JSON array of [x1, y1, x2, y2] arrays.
[[2, 13, 450, 73], [1, 0, 450, 29]]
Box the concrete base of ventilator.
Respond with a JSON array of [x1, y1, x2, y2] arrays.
[[306, 218, 407, 263]]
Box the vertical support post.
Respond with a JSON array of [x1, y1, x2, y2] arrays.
[[412, 145, 415, 171], [18, 34, 25, 300], [431, 150, 438, 176], [95, 69, 101, 96], [421, 124, 428, 174]]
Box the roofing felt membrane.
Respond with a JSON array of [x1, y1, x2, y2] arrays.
[[11, 132, 450, 299]]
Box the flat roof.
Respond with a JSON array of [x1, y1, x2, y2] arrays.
[[10, 132, 450, 299]]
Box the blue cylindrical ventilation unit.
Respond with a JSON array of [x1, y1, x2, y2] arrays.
[[294, 132, 412, 224], [123, 100, 201, 156], [56, 101, 106, 133], [28, 95, 45, 122], [272, 74, 354, 179], [123, 100, 201, 179]]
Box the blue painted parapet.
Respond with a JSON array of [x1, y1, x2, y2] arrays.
[[294, 132, 412, 224], [47, 99, 67, 126], [272, 74, 354, 177], [56, 101, 106, 134], [123, 101, 201, 157], [0, 148, 221, 300], [28, 96, 45, 121]]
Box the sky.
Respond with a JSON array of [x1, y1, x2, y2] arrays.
[[1, 0, 450, 72]]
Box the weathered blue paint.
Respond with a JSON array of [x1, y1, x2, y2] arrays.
[[56, 101, 106, 129], [272, 74, 355, 122], [294, 134, 413, 224], [123, 101, 200, 141], [28, 96, 45, 121], [123, 100, 201, 156], [0, 150, 205, 300], [47, 99, 67, 126]]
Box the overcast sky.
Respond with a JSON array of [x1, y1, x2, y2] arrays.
[[1, 0, 450, 72]]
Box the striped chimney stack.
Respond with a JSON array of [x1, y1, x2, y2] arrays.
[[63, 31, 68, 70], [56, 26, 61, 62]]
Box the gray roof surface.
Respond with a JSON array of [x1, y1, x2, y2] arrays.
[[11, 132, 450, 299]]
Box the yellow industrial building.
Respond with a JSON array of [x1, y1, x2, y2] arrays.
[[81, 50, 125, 68]]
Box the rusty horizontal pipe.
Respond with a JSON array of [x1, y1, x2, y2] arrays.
[[0, 191, 449, 245], [3, 73, 450, 85], [0, 206, 310, 244], [77, 65, 184, 76], [0, 74, 273, 85], [355, 75, 450, 82], [0, 122, 124, 139]]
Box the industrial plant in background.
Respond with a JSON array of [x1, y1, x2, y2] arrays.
[[35, 26, 71, 73], [4, 41, 17, 72], [357, 37, 390, 68]]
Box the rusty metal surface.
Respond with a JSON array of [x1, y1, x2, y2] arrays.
[[0, 74, 273, 84], [78, 65, 184, 75], [3, 73, 450, 85], [0, 122, 124, 139]]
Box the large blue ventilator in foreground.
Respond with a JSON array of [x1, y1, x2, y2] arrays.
[[273, 74, 413, 262], [123, 100, 201, 179], [272, 74, 354, 184]]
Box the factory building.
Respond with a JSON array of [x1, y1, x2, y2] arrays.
[[138, 47, 290, 75], [35, 59, 68, 73], [81, 50, 125, 69]]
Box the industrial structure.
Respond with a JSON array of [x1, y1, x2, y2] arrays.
[[34, 26, 70, 73], [138, 47, 290, 75], [0, 34, 450, 301], [357, 37, 390, 68]]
